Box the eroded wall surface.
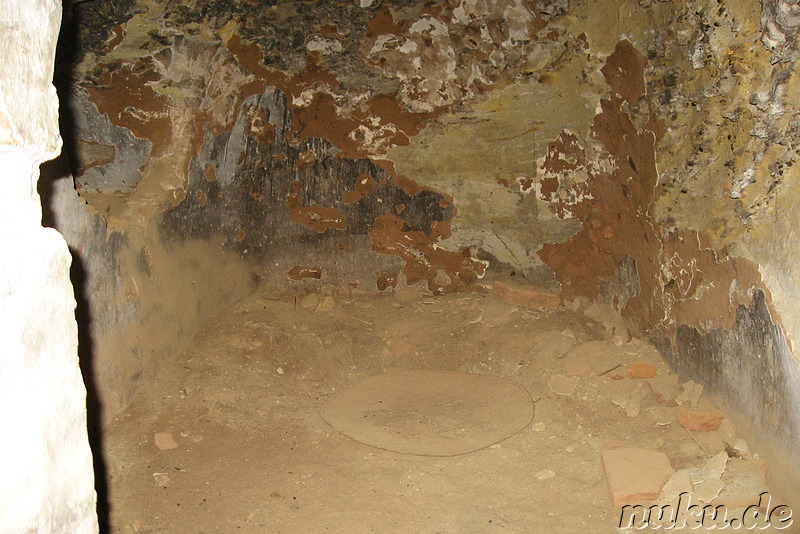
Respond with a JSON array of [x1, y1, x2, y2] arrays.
[[0, 0, 97, 531], [649, 0, 800, 500], [57, 0, 800, 496]]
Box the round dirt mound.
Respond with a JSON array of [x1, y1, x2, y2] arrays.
[[321, 370, 535, 456]]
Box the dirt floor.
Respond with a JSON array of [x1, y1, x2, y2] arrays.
[[103, 285, 790, 533]]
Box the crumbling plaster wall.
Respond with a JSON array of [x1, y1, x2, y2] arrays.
[[58, 0, 590, 415], [0, 0, 98, 532], [58, 0, 800, 493], [647, 0, 800, 499]]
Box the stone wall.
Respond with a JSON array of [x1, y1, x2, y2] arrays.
[[52, 0, 800, 502], [649, 0, 800, 501], [0, 0, 97, 532]]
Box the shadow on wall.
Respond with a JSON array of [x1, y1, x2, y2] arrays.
[[38, 3, 111, 528], [39, 157, 110, 532]]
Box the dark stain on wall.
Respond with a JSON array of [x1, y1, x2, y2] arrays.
[[597, 254, 640, 313], [655, 290, 800, 497], [162, 86, 455, 276]]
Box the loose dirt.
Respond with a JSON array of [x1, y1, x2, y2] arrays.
[[104, 287, 783, 533]]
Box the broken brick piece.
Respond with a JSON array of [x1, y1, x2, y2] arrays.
[[491, 281, 560, 310], [602, 447, 674, 507], [677, 400, 725, 431], [627, 363, 656, 379]]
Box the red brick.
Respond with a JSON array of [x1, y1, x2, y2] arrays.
[[677, 400, 725, 431], [602, 448, 674, 507], [627, 363, 656, 379], [491, 281, 560, 309]]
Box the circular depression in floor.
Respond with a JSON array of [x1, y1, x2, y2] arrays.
[[321, 370, 535, 456]]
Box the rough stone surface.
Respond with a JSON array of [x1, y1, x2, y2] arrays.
[[601, 447, 674, 507], [658, 470, 693, 503], [561, 356, 593, 379], [300, 293, 320, 309], [547, 374, 579, 396], [0, 1, 98, 532], [63, 88, 150, 195], [714, 458, 769, 508], [646, 374, 680, 406], [154, 432, 178, 451], [675, 380, 704, 409], [316, 296, 337, 312]]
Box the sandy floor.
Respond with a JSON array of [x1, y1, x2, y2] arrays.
[[103, 286, 784, 533]]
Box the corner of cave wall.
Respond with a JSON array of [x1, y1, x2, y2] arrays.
[[438, 0, 800, 501], [40, 155, 256, 418], [639, 0, 800, 500]]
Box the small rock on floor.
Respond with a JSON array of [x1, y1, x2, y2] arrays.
[[659, 470, 693, 503], [678, 398, 725, 431], [154, 432, 178, 450], [676, 379, 703, 408], [534, 469, 556, 481], [300, 293, 319, 309], [714, 458, 769, 508], [479, 298, 517, 327], [625, 387, 643, 418], [547, 374, 579, 396], [647, 374, 680, 406]]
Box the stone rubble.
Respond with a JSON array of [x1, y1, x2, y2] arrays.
[[547, 374, 579, 396], [154, 432, 179, 450], [602, 448, 675, 507], [677, 399, 726, 432]]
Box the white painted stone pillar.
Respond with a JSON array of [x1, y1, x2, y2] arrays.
[[0, 1, 98, 532]]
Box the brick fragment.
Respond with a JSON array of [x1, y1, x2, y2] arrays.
[[602, 447, 674, 507], [677, 399, 725, 431], [627, 363, 656, 379], [491, 281, 560, 309]]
